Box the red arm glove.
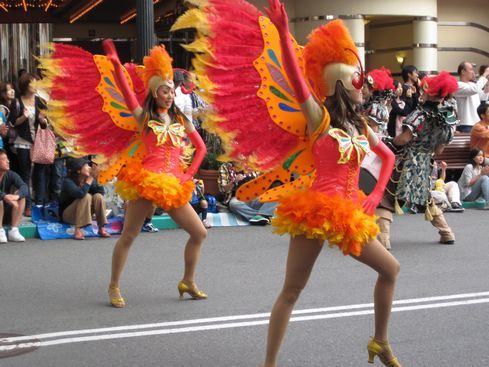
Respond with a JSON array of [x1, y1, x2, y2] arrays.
[[102, 39, 140, 112], [362, 141, 395, 215], [264, 0, 310, 103], [184, 131, 207, 180]]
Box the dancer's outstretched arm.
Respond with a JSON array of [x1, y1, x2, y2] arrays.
[[363, 129, 395, 215], [102, 40, 142, 118], [265, 0, 324, 133]]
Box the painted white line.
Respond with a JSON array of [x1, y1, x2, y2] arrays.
[[1, 296, 488, 351], [2, 291, 489, 343]]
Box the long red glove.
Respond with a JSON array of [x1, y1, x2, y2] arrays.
[[183, 130, 207, 180], [264, 0, 310, 103], [102, 39, 140, 112], [362, 140, 395, 215]]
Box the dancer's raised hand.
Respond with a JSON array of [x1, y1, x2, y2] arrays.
[[264, 0, 289, 33], [102, 39, 121, 66]]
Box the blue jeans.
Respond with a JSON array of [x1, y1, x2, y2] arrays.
[[456, 125, 473, 133], [464, 175, 489, 202], [228, 197, 277, 221]]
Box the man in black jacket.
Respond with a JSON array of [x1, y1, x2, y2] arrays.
[[0, 149, 28, 243]]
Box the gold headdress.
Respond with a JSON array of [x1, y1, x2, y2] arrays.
[[141, 45, 174, 98], [304, 20, 363, 99]]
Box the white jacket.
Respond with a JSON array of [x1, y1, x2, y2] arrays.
[[454, 77, 488, 127]]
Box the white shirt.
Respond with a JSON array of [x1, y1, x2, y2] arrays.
[[174, 86, 193, 123], [454, 76, 488, 127]]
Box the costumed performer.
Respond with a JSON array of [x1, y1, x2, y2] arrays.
[[262, 2, 400, 366], [38, 40, 208, 308]]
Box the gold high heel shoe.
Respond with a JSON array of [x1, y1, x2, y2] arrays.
[[108, 286, 126, 308], [367, 337, 401, 367], [177, 280, 208, 300]]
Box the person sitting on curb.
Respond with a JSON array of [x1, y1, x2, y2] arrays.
[[431, 161, 464, 212], [59, 157, 110, 240], [458, 148, 489, 209], [0, 149, 28, 243], [190, 179, 212, 228]]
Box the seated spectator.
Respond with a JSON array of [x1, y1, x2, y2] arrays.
[[142, 215, 159, 232], [470, 103, 489, 160], [458, 148, 489, 208], [431, 161, 464, 212], [0, 149, 27, 242], [60, 158, 110, 240], [190, 179, 211, 228], [217, 161, 236, 205]]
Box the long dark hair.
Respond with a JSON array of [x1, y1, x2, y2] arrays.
[[324, 81, 364, 135], [469, 148, 484, 166], [141, 93, 188, 128], [0, 82, 13, 106]]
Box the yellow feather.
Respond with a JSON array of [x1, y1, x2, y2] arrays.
[[170, 8, 210, 35]]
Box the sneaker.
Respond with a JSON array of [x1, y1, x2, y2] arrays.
[[249, 215, 270, 226], [448, 202, 464, 212], [142, 222, 159, 233], [0, 228, 7, 243], [202, 219, 212, 229], [7, 228, 25, 242]]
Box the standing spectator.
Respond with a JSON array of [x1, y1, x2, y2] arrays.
[[458, 148, 489, 208], [0, 149, 28, 243], [59, 158, 110, 240], [470, 103, 489, 159], [401, 64, 420, 115], [217, 161, 236, 205], [454, 61, 489, 132], [0, 82, 17, 166], [478, 65, 489, 103], [11, 74, 49, 217], [173, 70, 193, 124]]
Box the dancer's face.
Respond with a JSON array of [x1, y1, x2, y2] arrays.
[[348, 85, 364, 105], [156, 85, 175, 109]]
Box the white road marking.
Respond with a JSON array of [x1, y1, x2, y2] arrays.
[[1, 291, 488, 350]]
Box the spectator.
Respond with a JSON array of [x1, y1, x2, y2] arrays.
[[401, 64, 420, 115], [470, 103, 489, 159], [142, 215, 159, 232], [0, 82, 17, 166], [11, 73, 49, 217], [217, 161, 237, 205], [431, 161, 464, 212], [173, 70, 193, 124], [0, 149, 27, 243], [453, 61, 489, 132], [478, 65, 489, 103], [458, 148, 489, 208], [190, 179, 212, 228], [59, 158, 110, 240]]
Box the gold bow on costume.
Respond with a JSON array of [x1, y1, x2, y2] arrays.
[[147, 120, 185, 146], [328, 128, 369, 164]]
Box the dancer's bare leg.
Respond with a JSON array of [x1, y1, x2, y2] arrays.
[[167, 202, 207, 283], [109, 198, 154, 288], [263, 235, 323, 367], [351, 238, 400, 346]]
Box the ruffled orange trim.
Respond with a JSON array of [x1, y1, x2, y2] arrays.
[[272, 190, 379, 256], [115, 160, 194, 210]]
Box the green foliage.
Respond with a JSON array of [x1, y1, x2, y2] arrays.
[[200, 130, 224, 170]]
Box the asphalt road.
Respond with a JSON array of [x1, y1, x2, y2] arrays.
[[1, 209, 488, 367]]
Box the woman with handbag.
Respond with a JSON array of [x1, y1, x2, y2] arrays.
[[11, 74, 48, 217]]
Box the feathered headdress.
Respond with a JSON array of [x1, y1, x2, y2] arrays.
[[367, 67, 395, 92], [140, 45, 174, 97], [421, 71, 458, 98], [304, 20, 363, 99]]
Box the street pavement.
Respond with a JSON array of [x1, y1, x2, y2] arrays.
[[1, 209, 488, 366]]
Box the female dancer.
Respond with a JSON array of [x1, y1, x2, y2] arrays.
[[262, 1, 401, 366], [102, 41, 208, 307], [39, 41, 208, 308]]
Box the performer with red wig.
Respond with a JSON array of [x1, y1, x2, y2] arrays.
[[38, 41, 209, 308], [173, 0, 401, 365], [377, 71, 459, 248]]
